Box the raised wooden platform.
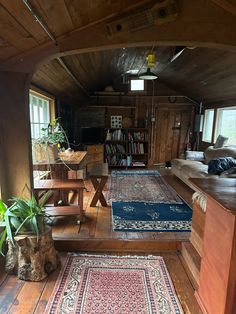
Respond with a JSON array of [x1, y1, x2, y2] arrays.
[[50, 169, 193, 252]]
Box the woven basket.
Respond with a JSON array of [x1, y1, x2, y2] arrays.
[[33, 143, 59, 163]]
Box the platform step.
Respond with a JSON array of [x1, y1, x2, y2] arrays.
[[181, 241, 201, 289], [45, 205, 81, 216], [53, 237, 183, 253]]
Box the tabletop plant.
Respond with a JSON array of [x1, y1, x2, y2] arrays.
[[35, 118, 66, 147]]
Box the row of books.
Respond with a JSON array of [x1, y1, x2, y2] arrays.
[[128, 131, 148, 141], [106, 155, 127, 166], [105, 144, 126, 154], [105, 129, 126, 141], [128, 142, 145, 154]]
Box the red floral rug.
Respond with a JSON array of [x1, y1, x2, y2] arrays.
[[45, 254, 183, 314]]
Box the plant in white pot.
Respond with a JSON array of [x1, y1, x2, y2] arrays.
[[33, 118, 67, 163], [0, 195, 60, 281]]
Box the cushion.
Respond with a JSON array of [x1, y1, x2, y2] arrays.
[[214, 135, 228, 148], [220, 166, 236, 178], [185, 151, 205, 161], [208, 157, 236, 175], [204, 146, 236, 164]]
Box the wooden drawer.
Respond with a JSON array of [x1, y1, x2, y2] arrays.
[[87, 144, 104, 154], [88, 152, 104, 163]]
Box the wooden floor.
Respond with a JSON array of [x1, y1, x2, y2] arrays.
[[0, 251, 202, 314], [0, 168, 202, 313], [52, 168, 194, 252]]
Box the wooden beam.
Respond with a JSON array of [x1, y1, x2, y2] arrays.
[[210, 0, 236, 16]]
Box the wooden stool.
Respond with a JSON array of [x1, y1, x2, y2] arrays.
[[90, 163, 109, 207], [34, 179, 85, 223]]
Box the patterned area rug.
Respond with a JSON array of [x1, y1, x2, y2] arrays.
[[107, 170, 182, 203], [112, 201, 192, 232], [108, 170, 192, 232], [45, 254, 183, 314]]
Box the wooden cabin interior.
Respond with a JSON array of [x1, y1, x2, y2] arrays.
[[0, 1, 236, 313]]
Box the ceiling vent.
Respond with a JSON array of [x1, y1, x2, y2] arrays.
[[106, 0, 178, 38]]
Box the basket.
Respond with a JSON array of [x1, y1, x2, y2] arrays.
[[33, 143, 59, 163]]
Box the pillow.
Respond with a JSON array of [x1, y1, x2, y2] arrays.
[[185, 151, 205, 161], [220, 167, 236, 178], [214, 135, 228, 148], [208, 157, 236, 175]]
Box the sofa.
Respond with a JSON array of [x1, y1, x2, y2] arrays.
[[171, 146, 236, 191]]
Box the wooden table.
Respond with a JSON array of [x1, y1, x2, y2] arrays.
[[34, 179, 85, 223], [90, 163, 109, 207], [33, 151, 88, 179], [190, 178, 236, 314], [33, 151, 87, 204]]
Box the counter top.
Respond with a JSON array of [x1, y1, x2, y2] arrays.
[[189, 178, 236, 213]]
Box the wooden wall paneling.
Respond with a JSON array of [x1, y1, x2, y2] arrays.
[[152, 105, 194, 164]]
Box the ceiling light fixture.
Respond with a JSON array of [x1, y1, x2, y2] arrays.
[[139, 52, 158, 80], [139, 67, 158, 80]]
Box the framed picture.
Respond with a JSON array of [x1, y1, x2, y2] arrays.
[[111, 115, 122, 128]]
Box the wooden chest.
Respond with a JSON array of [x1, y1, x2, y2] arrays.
[[86, 144, 104, 173]]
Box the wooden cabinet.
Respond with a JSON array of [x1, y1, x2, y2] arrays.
[[190, 178, 236, 314], [86, 144, 104, 173], [104, 128, 149, 168]]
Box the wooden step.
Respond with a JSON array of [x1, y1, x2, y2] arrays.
[[181, 242, 201, 289], [53, 237, 183, 253], [45, 205, 82, 216]]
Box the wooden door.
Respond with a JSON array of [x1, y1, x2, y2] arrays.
[[151, 106, 193, 164]]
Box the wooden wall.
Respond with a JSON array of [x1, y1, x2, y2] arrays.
[[64, 95, 195, 165]]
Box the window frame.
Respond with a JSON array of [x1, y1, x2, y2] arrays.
[[29, 89, 55, 140], [214, 106, 236, 145], [129, 78, 147, 94], [202, 108, 215, 143]]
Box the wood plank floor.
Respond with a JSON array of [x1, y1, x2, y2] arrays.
[[52, 169, 194, 252], [0, 169, 202, 313], [0, 252, 202, 314]]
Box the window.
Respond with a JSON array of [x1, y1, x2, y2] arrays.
[[29, 91, 52, 139], [214, 106, 236, 145], [202, 109, 214, 142], [130, 79, 144, 91]]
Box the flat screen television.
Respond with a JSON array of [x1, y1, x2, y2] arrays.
[[80, 127, 104, 144]]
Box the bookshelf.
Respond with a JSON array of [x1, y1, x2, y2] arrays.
[[105, 128, 149, 168]]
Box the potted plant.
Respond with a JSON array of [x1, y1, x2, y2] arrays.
[[0, 195, 59, 281], [33, 118, 66, 163]]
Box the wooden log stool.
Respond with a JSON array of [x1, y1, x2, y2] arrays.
[[34, 179, 85, 223], [90, 163, 109, 207]]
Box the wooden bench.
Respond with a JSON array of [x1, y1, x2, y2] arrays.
[[34, 179, 85, 223], [90, 163, 109, 207]]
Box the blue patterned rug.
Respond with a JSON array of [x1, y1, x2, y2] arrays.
[[112, 201, 192, 232], [108, 170, 192, 232]]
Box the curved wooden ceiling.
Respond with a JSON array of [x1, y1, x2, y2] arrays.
[[32, 46, 236, 105], [0, 0, 235, 105]]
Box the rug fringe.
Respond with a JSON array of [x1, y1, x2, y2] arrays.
[[67, 252, 163, 260]]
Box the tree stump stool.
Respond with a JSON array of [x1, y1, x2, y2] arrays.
[[5, 227, 60, 281]]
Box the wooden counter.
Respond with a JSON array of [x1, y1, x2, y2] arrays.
[[190, 178, 236, 213], [189, 178, 236, 314]]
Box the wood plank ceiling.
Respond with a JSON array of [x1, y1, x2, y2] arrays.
[[0, 0, 235, 105], [32, 46, 236, 105]]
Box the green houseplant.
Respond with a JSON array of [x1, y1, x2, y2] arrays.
[[0, 195, 46, 255], [33, 118, 67, 163], [0, 194, 59, 281]]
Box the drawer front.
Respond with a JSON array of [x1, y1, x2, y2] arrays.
[[87, 145, 104, 154], [88, 152, 104, 163]]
